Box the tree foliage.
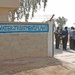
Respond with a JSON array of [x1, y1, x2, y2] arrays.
[[9, 0, 47, 22], [56, 16, 67, 28]]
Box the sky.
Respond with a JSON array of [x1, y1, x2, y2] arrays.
[[28, 0, 75, 27]]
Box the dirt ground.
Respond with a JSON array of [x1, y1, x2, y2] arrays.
[[0, 57, 75, 75]]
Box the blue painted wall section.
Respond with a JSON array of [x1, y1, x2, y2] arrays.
[[0, 23, 49, 33]]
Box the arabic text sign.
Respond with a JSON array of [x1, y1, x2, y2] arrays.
[[0, 24, 49, 33]]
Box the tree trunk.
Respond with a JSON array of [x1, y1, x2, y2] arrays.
[[11, 11, 15, 22]]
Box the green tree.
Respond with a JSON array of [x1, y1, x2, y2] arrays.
[[56, 16, 67, 29], [9, 0, 47, 22]]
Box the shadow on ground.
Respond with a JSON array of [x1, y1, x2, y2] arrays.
[[0, 57, 62, 75]]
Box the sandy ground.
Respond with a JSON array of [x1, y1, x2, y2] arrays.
[[0, 57, 75, 75]]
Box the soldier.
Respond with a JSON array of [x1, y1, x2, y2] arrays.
[[55, 27, 60, 49]]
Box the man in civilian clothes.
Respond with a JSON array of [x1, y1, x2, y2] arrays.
[[69, 27, 74, 49], [72, 28, 75, 50], [62, 27, 68, 50]]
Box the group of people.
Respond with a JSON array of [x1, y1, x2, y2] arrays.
[[55, 26, 75, 50]]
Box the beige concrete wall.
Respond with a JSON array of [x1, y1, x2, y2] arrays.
[[0, 9, 8, 22], [0, 33, 48, 60], [0, 0, 19, 8], [0, 0, 19, 22]]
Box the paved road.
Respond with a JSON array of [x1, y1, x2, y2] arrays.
[[54, 44, 75, 65]]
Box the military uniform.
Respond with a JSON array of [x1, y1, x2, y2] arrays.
[[55, 27, 60, 49]]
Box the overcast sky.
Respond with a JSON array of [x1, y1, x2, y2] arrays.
[[28, 0, 75, 27]]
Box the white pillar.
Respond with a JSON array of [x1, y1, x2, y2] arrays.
[[48, 20, 54, 57]]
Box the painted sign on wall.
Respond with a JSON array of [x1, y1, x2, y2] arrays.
[[0, 23, 49, 33]]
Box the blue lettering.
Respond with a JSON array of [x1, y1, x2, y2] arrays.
[[0, 24, 49, 33]]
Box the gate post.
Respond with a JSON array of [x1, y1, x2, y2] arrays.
[[48, 20, 54, 57]]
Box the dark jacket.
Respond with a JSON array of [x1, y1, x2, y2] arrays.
[[62, 29, 68, 38]]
